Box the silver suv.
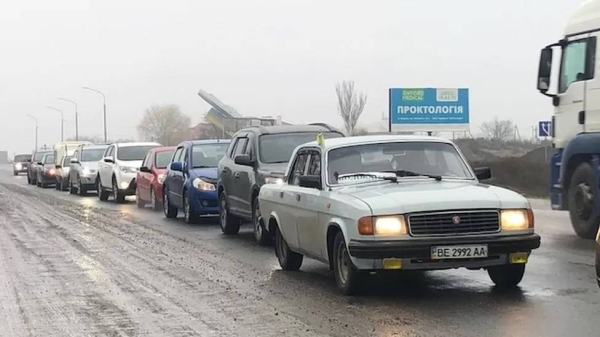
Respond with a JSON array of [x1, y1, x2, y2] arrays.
[[68, 144, 109, 195]]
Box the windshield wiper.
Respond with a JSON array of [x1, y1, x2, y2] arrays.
[[193, 165, 215, 169], [335, 172, 397, 183], [385, 170, 442, 181]]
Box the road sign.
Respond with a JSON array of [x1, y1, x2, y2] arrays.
[[388, 88, 469, 132], [538, 121, 552, 137]]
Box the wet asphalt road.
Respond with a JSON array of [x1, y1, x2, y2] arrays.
[[0, 165, 597, 337]]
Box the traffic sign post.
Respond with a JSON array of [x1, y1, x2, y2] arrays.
[[538, 121, 552, 138]]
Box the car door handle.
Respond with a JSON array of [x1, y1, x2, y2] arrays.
[[296, 194, 301, 201], [279, 192, 284, 198], [222, 168, 227, 173], [234, 172, 240, 179]]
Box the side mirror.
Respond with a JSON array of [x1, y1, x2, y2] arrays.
[[474, 167, 492, 181], [299, 175, 321, 189], [139, 166, 151, 173], [70, 158, 79, 164], [55, 165, 62, 169], [170, 162, 183, 172], [537, 47, 553, 92], [37, 162, 43, 166], [103, 157, 114, 164], [234, 154, 254, 167]]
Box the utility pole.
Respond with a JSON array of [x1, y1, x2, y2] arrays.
[[82, 86, 107, 142], [46, 106, 64, 141], [26, 114, 38, 150], [58, 97, 79, 140]]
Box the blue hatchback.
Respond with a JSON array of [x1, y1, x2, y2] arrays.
[[163, 139, 231, 223]]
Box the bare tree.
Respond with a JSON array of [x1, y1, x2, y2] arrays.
[[137, 104, 192, 146], [479, 117, 514, 141], [352, 126, 369, 136], [336, 81, 367, 135]]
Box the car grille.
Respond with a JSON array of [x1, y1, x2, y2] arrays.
[[407, 210, 500, 236]]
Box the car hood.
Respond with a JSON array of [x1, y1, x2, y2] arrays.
[[190, 167, 218, 183], [336, 179, 529, 214], [81, 161, 99, 170], [259, 162, 288, 176]]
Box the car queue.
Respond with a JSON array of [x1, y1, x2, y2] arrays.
[[13, 123, 600, 295]]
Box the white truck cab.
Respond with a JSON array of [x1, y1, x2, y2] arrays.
[[537, 0, 600, 238]]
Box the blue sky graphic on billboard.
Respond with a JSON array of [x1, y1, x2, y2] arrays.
[[389, 88, 470, 131]]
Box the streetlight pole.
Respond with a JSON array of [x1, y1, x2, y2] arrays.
[[26, 114, 38, 150], [58, 97, 78, 140], [82, 86, 107, 143], [46, 106, 64, 142]]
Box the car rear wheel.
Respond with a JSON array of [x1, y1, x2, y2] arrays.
[[163, 188, 178, 219], [98, 177, 109, 201], [275, 226, 303, 271], [333, 232, 364, 296], [487, 264, 526, 289], [183, 191, 200, 224], [219, 192, 240, 235], [27, 174, 31, 184], [113, 178, 126, 204], [253, 198, 272, 246]]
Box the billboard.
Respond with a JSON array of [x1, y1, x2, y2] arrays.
[[388, 88, 470, 132]]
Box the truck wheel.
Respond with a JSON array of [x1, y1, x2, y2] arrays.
[[332, 232, 364, 295], [275, 226, 303, 271], [568, 163, 600, 239], [219, 192, 240, 235], [253, 197, 272, 246], [487, 264, 526, 289]]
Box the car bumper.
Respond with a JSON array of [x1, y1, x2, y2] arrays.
[[116, 172, 137, 195], [189, 188, 219, 215], [13, 166, 28, 172], [79, 174, 98, 187], [347, 234, 541, 271], [40, 173, 57, 182]]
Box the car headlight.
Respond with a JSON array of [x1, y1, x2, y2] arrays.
[[501, 209, 533, 231], [193, 178, 215, 191], [15, 163, 22, 170], [48, 168, 56, 175], [157, 174, 166, 185], [358, 215, 408, 236], [81, 167, 95, 175], [265, 176, 284, 185], [119, 166, 138, 174]]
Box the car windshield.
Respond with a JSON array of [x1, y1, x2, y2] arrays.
[[81, 148, 107, 162], [327, 141, 473, 184], [43, 154, 54, 164], [34, 152, 50, 162], [62, 156, 72, 166], [259, 131, 343, 164], [14, 154, 31, 162], [155, 150, 175, 169], [192, 143, 229, 168], [117, 146, 157, 161]]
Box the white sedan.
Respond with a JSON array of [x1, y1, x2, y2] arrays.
[[258, 135, 541, 295]]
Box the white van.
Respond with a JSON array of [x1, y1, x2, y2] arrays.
[[54, 141, 93, 190]]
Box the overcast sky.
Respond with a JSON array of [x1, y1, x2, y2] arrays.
[[0, 0, 583, 155]]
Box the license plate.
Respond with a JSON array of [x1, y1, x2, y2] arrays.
[[431, 244, 488, 260]]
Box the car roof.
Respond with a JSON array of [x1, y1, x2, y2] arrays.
[[114, 142, 161, 147], [34, 149, 52, 154], [300, 134, 454, 150], [179, 139, 231, 146], [236, 124, 343, 136], [151, 146, 177, 152]]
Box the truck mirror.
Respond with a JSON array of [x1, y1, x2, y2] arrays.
[[537, 47, 553, 92]]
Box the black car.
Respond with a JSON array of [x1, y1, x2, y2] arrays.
[[36, 153, 56, 188], [217, 123, 345, 245], [28, 149, 52, 185], [12, 154, 32, 175]]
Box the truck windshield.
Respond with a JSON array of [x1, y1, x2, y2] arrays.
[[117, 146, 158, 161], [327, 141, 473, 184], [81, 148, 107, 162], [259, 132, 343, 164]]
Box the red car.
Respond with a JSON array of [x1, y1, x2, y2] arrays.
[[136, 146, 176, 211]]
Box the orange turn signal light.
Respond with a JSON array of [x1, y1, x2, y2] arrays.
[[527, 209, 535, 228], [358, 216, 374, 235]]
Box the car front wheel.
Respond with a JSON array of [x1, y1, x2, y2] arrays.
[[333, 232, 364, 296], [487, 264, 526, 289], [98, 177, 109, 201], [113, 178, 126, 203], [219, 192, 240, 235], [163, 188, 178, 219], [275, 226, 303, 271], [183, 191, 200, 224], [253, 198, 272, 246]]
